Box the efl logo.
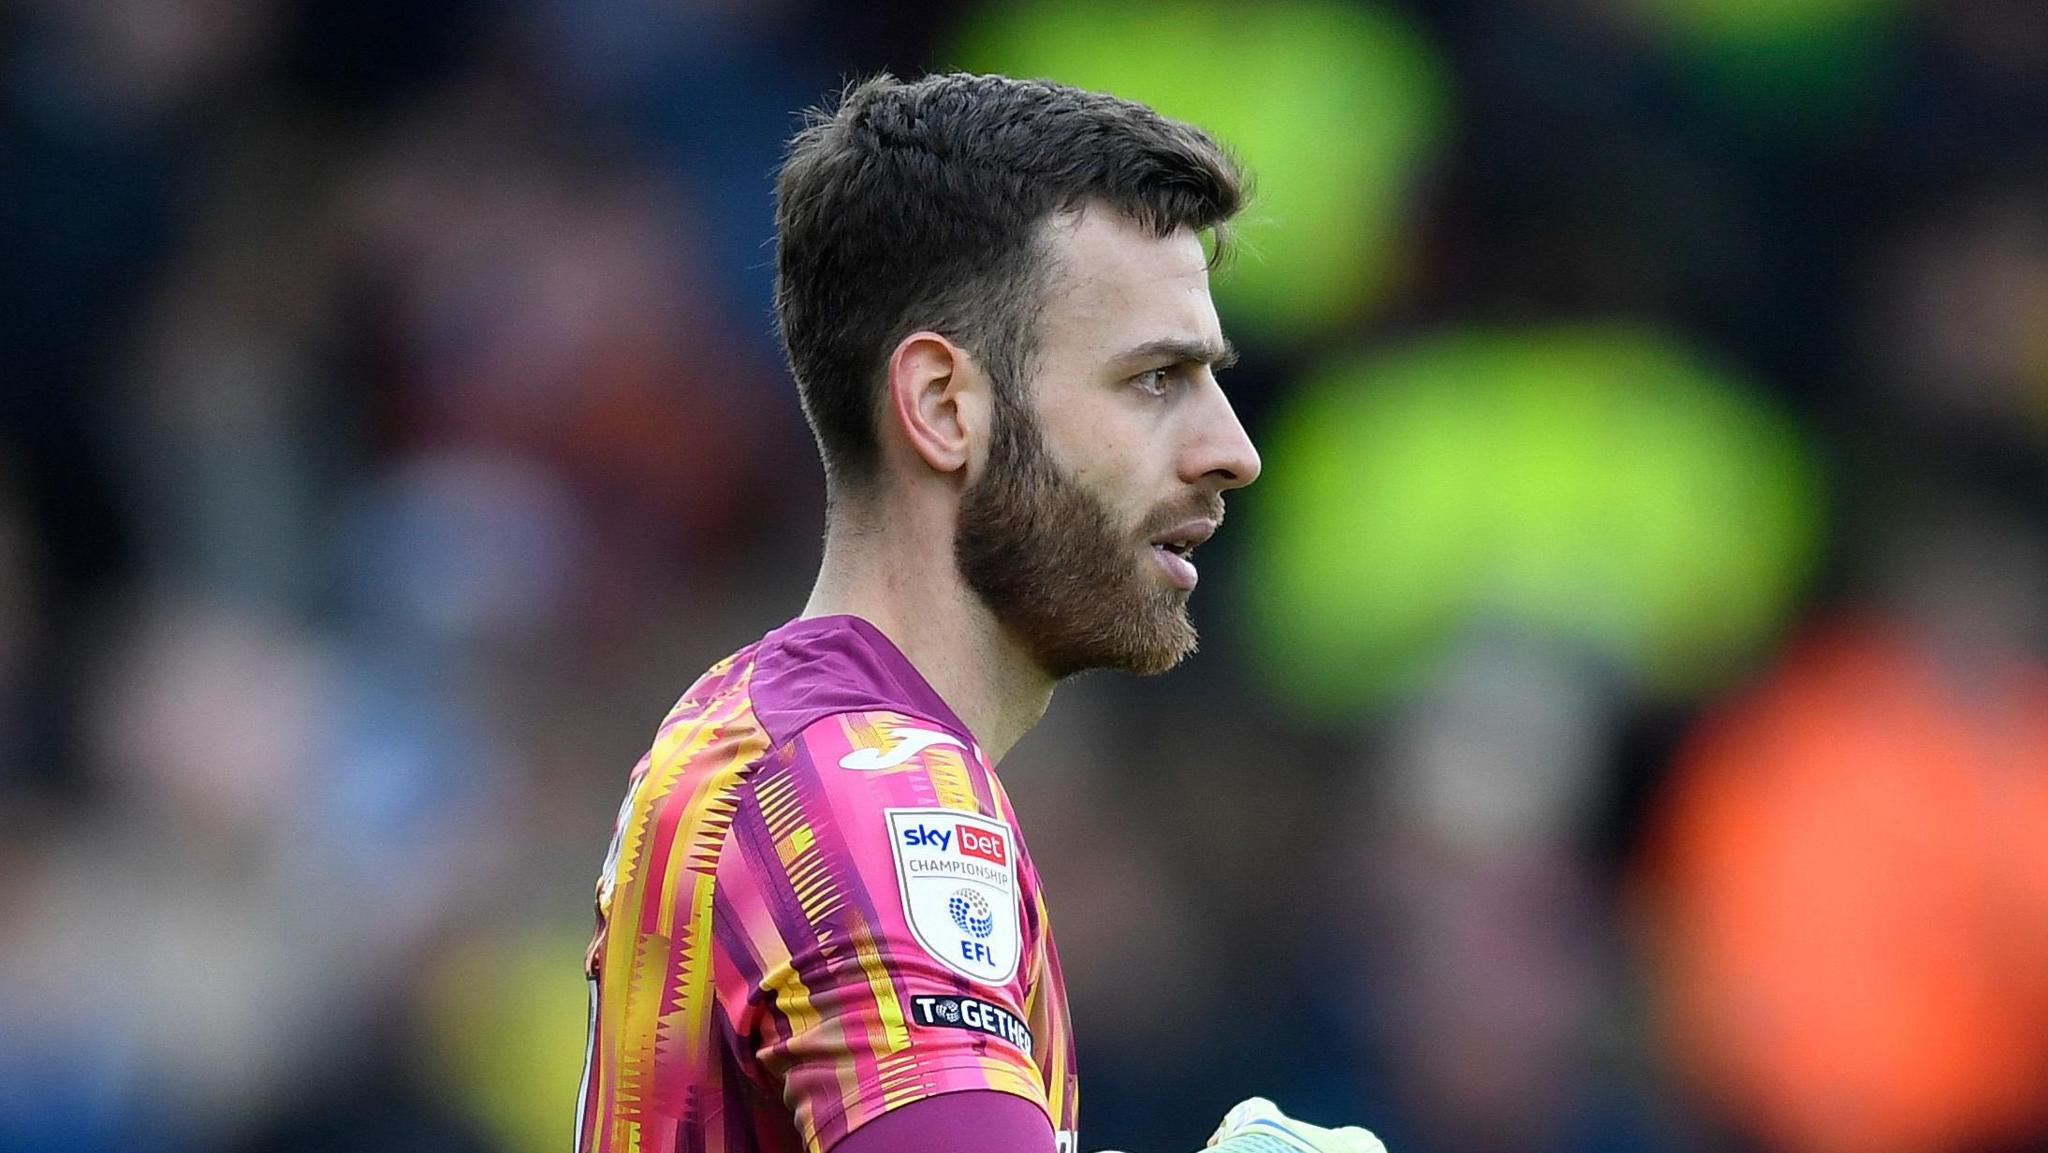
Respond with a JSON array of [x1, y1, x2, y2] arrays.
[[886, 807, 1020, 983], [956, 824, 1006, 866]]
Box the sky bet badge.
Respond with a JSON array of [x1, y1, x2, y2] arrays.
[[885, 808, 1021, 984]]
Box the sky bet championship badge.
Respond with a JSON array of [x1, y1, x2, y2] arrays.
[[885, 808, 1021, 984]]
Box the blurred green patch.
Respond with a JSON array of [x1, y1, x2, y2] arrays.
[[1244, 325, 1823, 718]]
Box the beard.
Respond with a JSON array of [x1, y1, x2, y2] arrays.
[[955, 394, 1209, 679]]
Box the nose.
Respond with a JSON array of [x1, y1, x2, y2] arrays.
[[1183, 376, 1262, 491]]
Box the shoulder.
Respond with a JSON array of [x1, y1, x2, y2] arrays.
[[746, 616, 977, 753], [730, 708, 1030, 991]]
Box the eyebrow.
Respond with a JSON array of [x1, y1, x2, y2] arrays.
[[1112, 336, 1240, 373]]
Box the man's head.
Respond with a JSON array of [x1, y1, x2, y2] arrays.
[[775, 73, 1261, 677]]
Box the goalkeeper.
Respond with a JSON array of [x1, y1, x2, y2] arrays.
[[576, 71, 1386, 1153]]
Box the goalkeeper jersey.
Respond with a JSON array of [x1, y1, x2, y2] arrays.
[[577, 614, 1079, 1153]]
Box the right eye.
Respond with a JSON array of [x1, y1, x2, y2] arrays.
[[1132, 367, 1176, 397]]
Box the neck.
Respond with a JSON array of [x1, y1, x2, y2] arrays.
[[802, 511, 1055, 763]]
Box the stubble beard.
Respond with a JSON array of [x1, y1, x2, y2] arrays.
[[955, 394, 1200, 680]]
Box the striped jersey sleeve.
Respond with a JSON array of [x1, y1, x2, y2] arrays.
[[716, 709, 1052, 1152]]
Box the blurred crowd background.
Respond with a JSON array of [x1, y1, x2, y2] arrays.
[[4, 1, 2048, 1151]]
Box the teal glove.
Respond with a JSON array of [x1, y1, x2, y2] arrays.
[[1204, 1097, 1387, 1153]]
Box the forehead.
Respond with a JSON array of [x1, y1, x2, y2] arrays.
[[1034, 207, 1220, 368]]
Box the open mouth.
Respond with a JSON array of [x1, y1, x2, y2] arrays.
[[1148, 520, 1216, 590]]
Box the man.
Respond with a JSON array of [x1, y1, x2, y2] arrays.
[[577, 73, 1381, 1153]]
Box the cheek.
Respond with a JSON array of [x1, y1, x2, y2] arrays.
[[1048, 413, 1154, 524]]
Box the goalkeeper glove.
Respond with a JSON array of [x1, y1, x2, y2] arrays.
[[1203, 1096, 1387, 1153], [1089, 1095, 1386, 1153]]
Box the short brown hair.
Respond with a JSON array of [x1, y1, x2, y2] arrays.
[[773, 72, 1243, 489]]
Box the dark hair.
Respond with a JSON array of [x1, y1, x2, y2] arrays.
[[773, 72, 1244, 489]]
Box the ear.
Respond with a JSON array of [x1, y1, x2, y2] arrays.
[[884, 331, 987, 477]]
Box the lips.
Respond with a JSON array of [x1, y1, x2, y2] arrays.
[[1148, 517, 1218, 591]]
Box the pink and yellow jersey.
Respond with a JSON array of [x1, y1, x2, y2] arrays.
[[577, 614, 1079, 1153]]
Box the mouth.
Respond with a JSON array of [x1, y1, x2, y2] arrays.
[[1149, 518, 1218, 556], [1148, 519, 1218, 591]]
